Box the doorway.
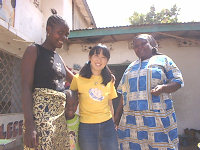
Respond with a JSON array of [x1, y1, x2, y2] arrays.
[[108, 64, 129, 113]]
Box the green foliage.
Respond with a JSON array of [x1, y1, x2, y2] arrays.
[[129, 4, 181, 25]]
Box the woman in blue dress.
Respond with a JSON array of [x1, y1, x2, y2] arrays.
[[115, 34, 184, 150]]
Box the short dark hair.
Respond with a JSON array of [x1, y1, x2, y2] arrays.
[[79, 44, 112, 86], [134, 34, 162, 55], [46, 9, 69, 29]]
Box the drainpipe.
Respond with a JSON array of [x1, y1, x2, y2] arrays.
[[11, 0, 16, 27]]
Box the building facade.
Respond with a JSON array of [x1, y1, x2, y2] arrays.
[[0, 0, 200, 148], [0, 0, 95, 147], [63, 23, 200, 136]]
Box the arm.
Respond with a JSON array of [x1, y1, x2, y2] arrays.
[[65, 90, 79, 120], [151, 82, 181, 96], [108, 100, 114, 121], [65, 76, 79, 119], [111, 73, 116, 83], [21, 44, 38, 148], [151, 56, 183, 96], [58, 54, 74, 83], [114, 95, 123, 127], [65, 66, 74, 83]]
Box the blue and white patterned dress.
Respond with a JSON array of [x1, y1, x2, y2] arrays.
[[117, 55, 184, 150]]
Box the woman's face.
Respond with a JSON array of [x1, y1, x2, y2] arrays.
[[89, 50, 108, 75], [133, 38, 152, 60], [48, 24, 69, 49]]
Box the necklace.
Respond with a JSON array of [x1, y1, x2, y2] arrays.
[[93, 75, 101, 85]]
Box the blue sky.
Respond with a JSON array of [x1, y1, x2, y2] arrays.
[[86, 0, 200, 27]]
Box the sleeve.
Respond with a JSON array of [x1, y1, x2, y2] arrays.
[[108, 81, 118, 100], [69, 74, 78, 90], [117, 63, 133, 94], [117, 63, 135, 106], [165, 56, 184, 87]]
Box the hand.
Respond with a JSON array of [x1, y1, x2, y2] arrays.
[[65, 90, 78, 102], [114, 124, 118, 131], [65, 90, 78, 120], [65, 110, 75, 120], [114, 115, 120, 131], [151, 84, 165, 96], [23, 125, 39, 148]]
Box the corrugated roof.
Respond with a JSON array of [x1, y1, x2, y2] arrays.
[[69, 22, 200, 38]]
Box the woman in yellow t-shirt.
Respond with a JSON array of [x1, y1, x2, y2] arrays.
[[70, 44, 119, 150]]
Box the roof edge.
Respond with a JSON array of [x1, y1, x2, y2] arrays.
[[82, 0, 96, 27], [69, 22, 200, 38]]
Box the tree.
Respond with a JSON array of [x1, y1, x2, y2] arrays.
[[129, 4, 181, 25]]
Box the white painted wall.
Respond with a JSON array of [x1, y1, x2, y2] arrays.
[[41, 0, 73, 41], [60, 38, 200, 135], [1, 0, 90, 57], [14, 0, 43, 43], [158, 39, 200, 135], [73, 4, 88, 29], [63, 0, 73, 30], [59, 41, 137, 68], [14, 0, 86, 45]]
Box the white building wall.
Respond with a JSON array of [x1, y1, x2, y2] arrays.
[[41, 0, 73, 39], [63, 0, 73, 29], [60, 38, 200, 135], [73, 4, 88, 29], [14, 0, 43, 43], [14, 0, 70, 44], [158, 39, 200, 135], [4, 0, 89, 57]]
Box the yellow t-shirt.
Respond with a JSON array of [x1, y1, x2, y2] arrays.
[[70, 74, 117, 123]]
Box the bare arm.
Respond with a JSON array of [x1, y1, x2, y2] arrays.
[[65, 66, 74, 83], [114, 95, 123, 126], [65, 90, 79, 120], [21, 44, 38, 148], [57, 55, 74, 83], [151, 82, 181, 96], [108, 100, 114, 121]]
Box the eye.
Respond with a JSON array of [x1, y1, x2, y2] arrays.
[[65, 33, 69, 37], [65, 32, 69, 37], [58, 31, 63, 35], [133, 41, 147, 49]]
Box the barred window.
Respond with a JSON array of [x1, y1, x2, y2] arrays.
[[0, 50, 22, 114]]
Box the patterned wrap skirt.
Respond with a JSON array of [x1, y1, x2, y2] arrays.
[[24, 88, 70, 150]]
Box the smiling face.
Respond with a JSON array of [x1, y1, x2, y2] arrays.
[[47, 24, 69, 49], [89, 50, 108, 75], [133, 37, 153, 61]]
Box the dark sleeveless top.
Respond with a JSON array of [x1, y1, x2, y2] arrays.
[[33, 44, 66, 92]]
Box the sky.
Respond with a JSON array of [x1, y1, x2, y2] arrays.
[[86, 0, 200, 28]]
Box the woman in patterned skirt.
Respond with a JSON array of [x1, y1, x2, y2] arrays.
[[115, 34, 184, 150], [21, 9, 74, 150]]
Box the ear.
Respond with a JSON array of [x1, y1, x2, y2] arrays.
[[46, 26, 52, 35]]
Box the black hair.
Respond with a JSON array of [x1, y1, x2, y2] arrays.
[[46, 9, 69, 29], [79, 44, 112, 86], [134, 34, 162, 55]]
